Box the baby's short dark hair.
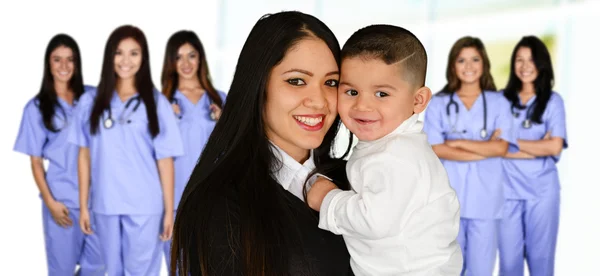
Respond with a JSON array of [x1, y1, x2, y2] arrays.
[[342, 24, 427, 87]]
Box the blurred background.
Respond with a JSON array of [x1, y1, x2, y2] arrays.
[[1, 0, 598, 274]]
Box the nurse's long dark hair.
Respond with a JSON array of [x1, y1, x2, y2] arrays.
[[89, 25, 159, 137], [171, 11, 350, 276], [36, 34, 85, 132], [161, 30, 223, 108], [440, 36, 496, 94], [503, 36, 554, 124]]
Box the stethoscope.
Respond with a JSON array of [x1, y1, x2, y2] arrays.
[[511, 102, 535, 129], [170, 97, 218, 121], [103, 95, 142, 129], [445, 91, 488, 139]]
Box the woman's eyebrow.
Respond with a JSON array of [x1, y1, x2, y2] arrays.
[[283, 68, 313, 76]]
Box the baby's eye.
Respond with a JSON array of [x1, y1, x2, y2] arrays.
[[345, 89, 358, 96], [375, 91, 389, 98]]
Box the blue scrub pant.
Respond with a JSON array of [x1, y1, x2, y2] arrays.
[[457, 218, 498, 276], [162, 211, 176, 274], [42, 204, 104, 276], [499, 194, 560, 276], [95, 214, 163, 276]]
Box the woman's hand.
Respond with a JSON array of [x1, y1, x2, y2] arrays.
[[80, 207, 93, 235], [160, 211, 174, 241], [209, 104, 222, 120], [47, 200, 73, 227], [490, 129, 501, 140], [543, 131, 551, 140], [172, 104, 181, 116], [445, 139, 462, 148]]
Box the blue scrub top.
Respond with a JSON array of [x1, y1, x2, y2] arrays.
[[501, 92, 568, 199], [172, 90, 226, 210], [68, 88, 184, 215], [14, 85, 95, 209], [423, 91, 518, 219]]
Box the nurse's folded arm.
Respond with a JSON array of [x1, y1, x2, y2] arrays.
[[517, 136, 564, 157], [445, 138, 509, 157], [502, 131, 559, 159], [31, 156, 73, 227], [432, 144, 486, 161], [78, 146, 93, 235], [157, 157, 175, 241], [505, 150, 536, 159]]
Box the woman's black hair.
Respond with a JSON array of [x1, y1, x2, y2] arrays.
[[89, 25, 159, 137], [503, 35, 554, 124], [171, 11, 352, 276], [161, 30, 223, 108], [36, 34, 85, 132]]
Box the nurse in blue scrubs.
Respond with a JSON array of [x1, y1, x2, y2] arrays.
[[159, 30, 226, 272], [68, 25, 183, 275], [498, 36, 567, 276], [14, 34, 104, 275], [423, 36, 518, 276]]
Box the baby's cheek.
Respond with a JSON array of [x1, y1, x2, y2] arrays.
[[336, 100, 351, 116]]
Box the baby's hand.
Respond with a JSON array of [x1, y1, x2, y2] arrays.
[[307, 177, 338, 212]]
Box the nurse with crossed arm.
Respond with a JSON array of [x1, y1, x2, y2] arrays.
[[423, 36, 518, 276], [498, 35, 568, 276]]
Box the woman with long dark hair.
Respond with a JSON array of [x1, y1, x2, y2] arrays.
[[13, 34, 104, 275], [68, 25, 183, 275], [498, 36, 567, 276], [171, 11, 354, 275], [160, 30, 226, 272], [423, 36, 518, 275]]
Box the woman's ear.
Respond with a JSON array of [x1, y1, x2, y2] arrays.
[[413, 86, 432, 114]]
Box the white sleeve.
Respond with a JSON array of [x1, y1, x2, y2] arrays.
[[318, 153, 421, 240]]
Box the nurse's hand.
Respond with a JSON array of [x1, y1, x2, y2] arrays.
[[160, 212, 174, 241], [209, 104, 222, 120], [490, 129, 502, 140], [80, 208, 93, 235], [307, 177, 339, 212], [48, 200, 73, 228], [171, 104, 181, 116], [445, 140, 461, 148], [543, 131, 552, 140]]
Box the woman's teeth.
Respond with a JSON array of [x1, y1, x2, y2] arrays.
[[294, 116, 323, 126]]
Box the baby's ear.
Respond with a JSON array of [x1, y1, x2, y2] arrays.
[[413, 86, 432, 114]]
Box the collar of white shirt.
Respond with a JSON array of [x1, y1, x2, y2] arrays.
[[269, 142, 316, 201], [354, 113, 423, 151]]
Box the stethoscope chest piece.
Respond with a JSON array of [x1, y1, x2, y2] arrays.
[[512, 100, 536, 129], [480, 129, 488, 139], [103, 95, 141, 129], [104, 118, 114, 129]]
